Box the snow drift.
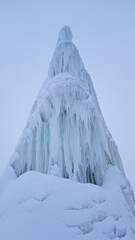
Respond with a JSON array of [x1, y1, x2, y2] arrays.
[[0, 167, 135, 240]]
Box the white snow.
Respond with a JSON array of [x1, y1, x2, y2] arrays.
[[8, 27, 124, 185], [0, 166, 134, 240]]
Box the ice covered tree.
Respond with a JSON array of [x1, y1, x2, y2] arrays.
[[9, 26, 124, 185]]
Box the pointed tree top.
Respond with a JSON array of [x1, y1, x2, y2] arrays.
[[57, 26, 73, 45], [49, 25, 90, 80]]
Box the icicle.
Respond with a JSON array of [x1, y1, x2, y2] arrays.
[[9, 27, 125, 185]]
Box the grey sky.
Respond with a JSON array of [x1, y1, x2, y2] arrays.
[[0, 0, 135, 188]]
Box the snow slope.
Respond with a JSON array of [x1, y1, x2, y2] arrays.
[[9, 26, 124, 185], [0, 166, 135, 240]]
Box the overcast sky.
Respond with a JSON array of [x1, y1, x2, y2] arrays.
[[0, 0, 135, 188]]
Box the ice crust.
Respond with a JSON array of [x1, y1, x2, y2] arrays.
[[9, 26, 124, 185]]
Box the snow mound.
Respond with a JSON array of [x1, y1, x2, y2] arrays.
[[0, 166, 134, 240]]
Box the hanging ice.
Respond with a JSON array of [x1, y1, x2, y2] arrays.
[[9, 26, 124, 185]]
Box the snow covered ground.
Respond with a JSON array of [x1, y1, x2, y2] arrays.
[[0, 166, 134, 240]]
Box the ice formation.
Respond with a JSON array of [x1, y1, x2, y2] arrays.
[[9, 26, 124, 185]]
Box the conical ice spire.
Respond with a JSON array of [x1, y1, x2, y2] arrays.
[[57, 26, 73, 45], [48, 26, 90, 82], [9, 26, 124, 185]]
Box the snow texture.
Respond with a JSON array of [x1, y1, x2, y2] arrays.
[[0, 166, 134, 240], [8, 26, 125, 185]]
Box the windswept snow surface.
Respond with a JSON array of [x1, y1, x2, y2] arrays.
[[0, 166, 134, 240], [9, 26, 124, 185]]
